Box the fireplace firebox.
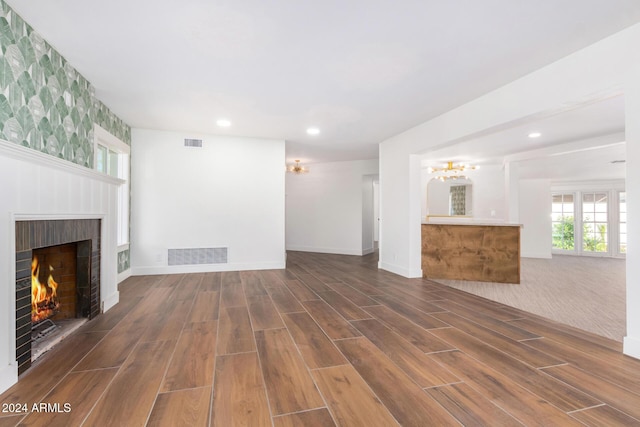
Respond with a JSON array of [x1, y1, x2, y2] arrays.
[[15, 219, 101, 375]]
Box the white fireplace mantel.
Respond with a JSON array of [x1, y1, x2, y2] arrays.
[[0, 139, 124, 186], [0, 140, 123, 394]]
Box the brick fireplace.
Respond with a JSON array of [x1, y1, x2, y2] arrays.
[[15, 219, 101, 375]]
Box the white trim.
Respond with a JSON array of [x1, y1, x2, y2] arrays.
[[103, 290, 120, 312], [623, 335, 640, 360], [379, 261, 423, 278], [12, 212, 107, 221], [0, 364, 17, 395], [551, 250, 611, 258], [505, 132, 625, 164], [4, 215, 17, 385], [552, 187, 627, 258], [117, 269, 132, 284], [551, 180, 625, 192], [0, 139, 124, 185], [286, 245, 367, 256], [94, 124, 130, 154], [94, 125, 130, 247], [132, 261, 286, 276], [616, 189, 628, 258], [522, 252, 553, 259]]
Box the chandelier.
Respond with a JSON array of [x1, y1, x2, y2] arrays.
[[287, 160, 309, 174], [428, 161, 477, 182]]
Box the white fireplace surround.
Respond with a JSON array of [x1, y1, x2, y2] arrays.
[[0, 138, 123, 394]]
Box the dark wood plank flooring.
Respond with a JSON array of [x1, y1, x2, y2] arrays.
[[1, 251, 639, 426]]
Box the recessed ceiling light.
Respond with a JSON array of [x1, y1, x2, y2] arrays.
[[306, 127, 320, 135], [528, 132, 541, 138], [216, 119, 231, 127]]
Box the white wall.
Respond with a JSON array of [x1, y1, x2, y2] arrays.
[[0, 140, 121, 394], [131, 129, 285, 274], [472, 166, 505, 220], [285, 159, 379, 256], [379, 23, 640, 359], [626, 78, 640, 359], [519, 179, 552, 258]]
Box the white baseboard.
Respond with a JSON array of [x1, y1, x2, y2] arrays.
[[521, 252, 552, 259], [117, 269, 132, 284], [132, 261, 286, 276], [0, 363, 18, 395], [379, 261, 422, 278], [624, 335, 640, 360], [102, 291, 120, 312], [286, 245, 366, 256]]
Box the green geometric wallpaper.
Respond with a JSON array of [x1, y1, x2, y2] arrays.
[[1, 0, 132, 272], [0, 0, 130, 169], [118, 248, 131, 274], [94, 100, 131, 147]]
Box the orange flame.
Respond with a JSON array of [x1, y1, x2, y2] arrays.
[[31, 256, 60, 323]]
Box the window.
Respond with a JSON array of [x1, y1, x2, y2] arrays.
[[551, 187, 625, 258], [95, 144, 120, 178], [96, 145, 107, 174], [582, 192, 608, 253], [551, 193, 574, 250], [94, 126, 130, 246], [620, 191, 627, 254]]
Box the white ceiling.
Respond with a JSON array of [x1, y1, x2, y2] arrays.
[[421, 95, 627, 181], [8, 1, 640, 164]]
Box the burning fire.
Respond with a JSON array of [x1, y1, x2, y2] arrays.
[[31, 256, 60, 323]]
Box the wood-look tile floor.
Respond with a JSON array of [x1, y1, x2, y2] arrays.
[[2, 251, 640, 426]]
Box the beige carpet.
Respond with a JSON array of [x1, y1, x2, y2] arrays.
[[436, 255, 626, 342]]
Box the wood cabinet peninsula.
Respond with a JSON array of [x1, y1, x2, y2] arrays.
[[421, 221, 521, 284]]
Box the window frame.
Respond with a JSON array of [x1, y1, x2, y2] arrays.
[[94, 125, 130, 249], [618, 190, 627, 255], [551, 183, 625, 259], [551, 192, 576, 252], [581, 191, 609, 254]]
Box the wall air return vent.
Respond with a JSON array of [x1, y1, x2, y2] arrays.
[[184, 138, 203, 148], [168, 247, 228, 265]]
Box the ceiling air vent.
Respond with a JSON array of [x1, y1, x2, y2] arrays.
[[184, 138, 203, 148]]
